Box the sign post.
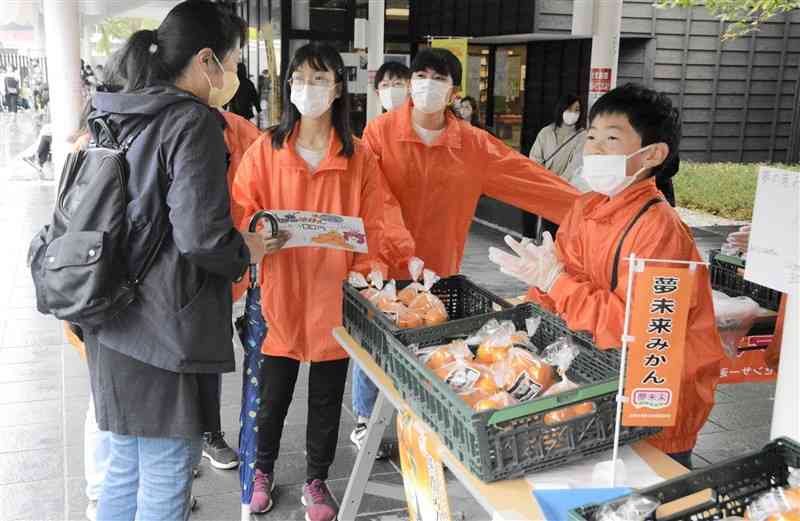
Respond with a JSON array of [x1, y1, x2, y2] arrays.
[[612, 256, 701, 485]]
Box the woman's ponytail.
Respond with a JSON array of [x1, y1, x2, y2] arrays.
[[111, 29, 160, 92]]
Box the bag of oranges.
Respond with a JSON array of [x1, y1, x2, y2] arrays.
[[491, 347, 554, 402], [746, 488, 800, 521], [408, 268, 448, 326], [418, 340, 473, 371], [348, 267, 385, 302], [398, 257, 426, 306]]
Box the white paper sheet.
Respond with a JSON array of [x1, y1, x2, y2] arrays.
[[745, 166, 800, 293], [524, 446, 664, 489]]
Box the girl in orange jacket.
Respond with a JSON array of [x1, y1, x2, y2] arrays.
[[231, 43, 385, 520], [221, 110, 262, 302], [490, 84, 724, 468]]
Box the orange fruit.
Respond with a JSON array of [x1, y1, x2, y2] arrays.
[[396, 308, 423, 329], [398, 285, 420, 306], [424, 304, 448, 326], [768, 510, 800, 521], [543, 402, 596, 426], [473, 391, 516, 412], [476, 343, 511, 364]]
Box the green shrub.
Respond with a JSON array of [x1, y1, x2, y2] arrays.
[[673, 162, 800, 221]]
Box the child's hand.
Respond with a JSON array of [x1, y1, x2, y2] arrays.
[[489, 232, 563, 292]]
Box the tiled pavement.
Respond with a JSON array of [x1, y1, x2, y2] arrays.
[[0, 112, 775, 520]]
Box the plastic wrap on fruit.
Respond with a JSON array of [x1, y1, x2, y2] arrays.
[[409, 269, 449, 325], [712, 290, 762, 359], [542, 337, 581, 391], [596, 495, 660, 521], [398, 257, 426, 306], [472, 390, 517, 412], [435, 358, 499, 396], [358, 267, 385, 302], [747, 488, 800, 521], [474, 321, 518, 364], [491, 347, 554, 402], [418, 340, 473, 370], [375, 280, 398, 312]]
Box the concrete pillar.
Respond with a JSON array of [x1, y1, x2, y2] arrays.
[[571, 0, 594, 36], [588, 0, 623, 110], [366, 0, 384, 122], [43, 0, 83, 179]]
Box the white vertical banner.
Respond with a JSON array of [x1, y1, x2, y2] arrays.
[[588, 0, 623, 110], [745, 167, 800, 441]]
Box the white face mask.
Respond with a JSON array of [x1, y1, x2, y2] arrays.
[[410, 78, 451, 114], [581, 146, 652, 197], [378, 85, 408, 111], [290, 83, 335, 119], [562, 110, 580, 126]]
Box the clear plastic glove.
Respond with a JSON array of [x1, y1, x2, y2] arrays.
[[488, 232, 564, 292], [726, 224, 751, 253]]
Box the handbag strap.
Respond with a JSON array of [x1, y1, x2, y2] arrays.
[[542, 129, 582, 168], [610, 197, 664, 291]]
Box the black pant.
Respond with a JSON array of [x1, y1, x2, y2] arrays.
[[256, 355, 350, 481]]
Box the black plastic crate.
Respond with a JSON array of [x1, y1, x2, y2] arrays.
[[570, 437, 800, 521], [342, 275, 511, 373], [710, 249, 781, 311], [385, 303, 659, 482]]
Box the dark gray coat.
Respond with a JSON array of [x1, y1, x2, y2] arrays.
[[89, 84, 249, 374]]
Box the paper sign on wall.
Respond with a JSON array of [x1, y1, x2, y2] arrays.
[[745, 166, 800, 293], [622, 266, 695, 427], [270, 210, 367, 253]]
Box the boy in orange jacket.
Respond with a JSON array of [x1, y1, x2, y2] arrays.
[[489, 84, 724, 468]]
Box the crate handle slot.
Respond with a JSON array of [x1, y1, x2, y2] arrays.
[[654, 489, 716, 521]]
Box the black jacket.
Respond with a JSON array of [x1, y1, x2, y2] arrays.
[[89, 84, 249, 373], [229, 76, 260, 120]]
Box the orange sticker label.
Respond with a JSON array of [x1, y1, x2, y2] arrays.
[[622, 266, 695, 427]]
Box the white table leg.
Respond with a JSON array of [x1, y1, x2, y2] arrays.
[[339, 392, 396, 521]]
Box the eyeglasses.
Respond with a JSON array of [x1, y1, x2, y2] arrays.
[[288, 77, 336, 88]]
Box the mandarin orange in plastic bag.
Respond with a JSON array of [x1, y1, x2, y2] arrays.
[[398, 257, 425, 306], [434, 359, 499, 396], [493, 347, 554, 402], [473, 391, 517, 412]]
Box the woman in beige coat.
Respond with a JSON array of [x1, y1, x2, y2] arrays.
[[529, 93, 589, 192]]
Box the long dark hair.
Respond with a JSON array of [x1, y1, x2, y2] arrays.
[[271, 42, 353, 157], [460, 96, 481, 127], [553, 92, 584, 129], [109, 0, 245, 92]]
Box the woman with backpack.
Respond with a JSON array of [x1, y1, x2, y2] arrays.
[[80, 2, 269, 519]]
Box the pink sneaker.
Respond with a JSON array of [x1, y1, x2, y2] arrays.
[[301, 479, 337, 521], [250, 469, 275, 514]]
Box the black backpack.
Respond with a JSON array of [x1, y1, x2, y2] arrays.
[[28, 116, 166, 332]]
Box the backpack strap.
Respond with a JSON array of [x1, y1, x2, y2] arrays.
[[610, 197, 664, 292]]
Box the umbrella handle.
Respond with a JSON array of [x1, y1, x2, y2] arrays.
[[248, 211, 279, 289]]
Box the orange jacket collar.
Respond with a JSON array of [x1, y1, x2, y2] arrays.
[[396, 99, 463, 150], [583, 177, 661, 221], [279, 123, 349, 173]]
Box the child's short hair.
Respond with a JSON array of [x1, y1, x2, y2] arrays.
[[374, 61, 411, 90], [589, 83, 680, 180], [411, 48, 462, 88]]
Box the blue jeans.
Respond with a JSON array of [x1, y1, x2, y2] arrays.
[[352, 364, 378, 420], [96, 433, 202, 521]]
